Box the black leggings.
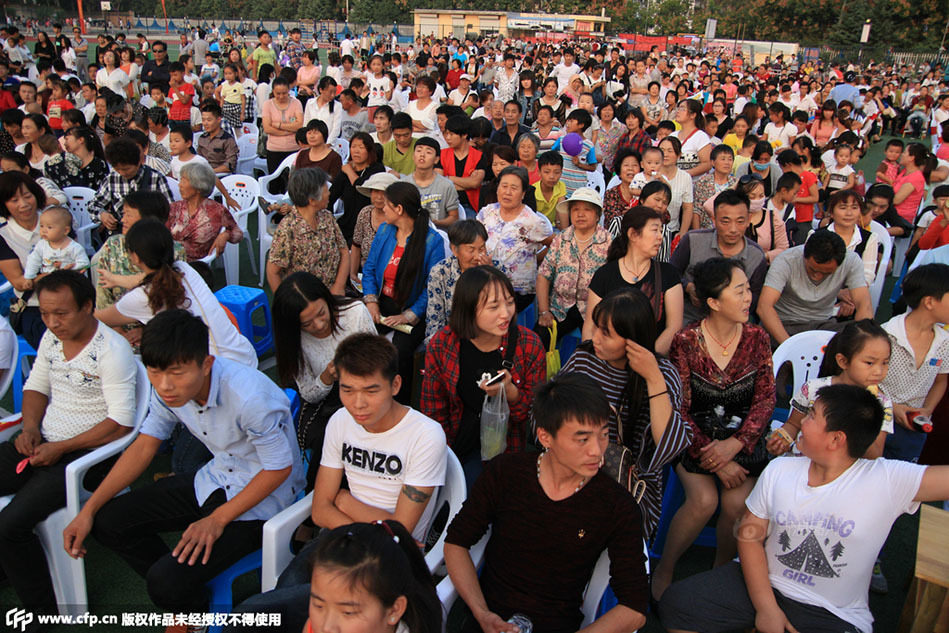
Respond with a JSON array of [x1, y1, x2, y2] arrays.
[[265, 150, 296, 194], [533, 304, 584, 349], [377, 295, 425, 405]]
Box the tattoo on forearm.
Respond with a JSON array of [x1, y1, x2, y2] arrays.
[[401, 484, 432, 503]]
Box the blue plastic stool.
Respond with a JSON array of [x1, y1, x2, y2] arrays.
[[206, 549, 263, 633], [12, 336, 37, 413], [649, 466, 718, 560], [558, 328, 582, 365], [214, 286, 274, 356], [516, 301, 536, 329]]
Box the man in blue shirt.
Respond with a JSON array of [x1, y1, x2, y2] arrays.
[[64, 309, 304, 622], [830, 71, 860, 109]]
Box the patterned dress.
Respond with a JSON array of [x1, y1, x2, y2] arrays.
[[269, 208, 347, 290], [537, 225, 611, 321], [669, 322, 775, 477], [167, 198, 243, 261], [477, 203, 553, 295]]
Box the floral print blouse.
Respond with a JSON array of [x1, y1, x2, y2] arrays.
[[537, 225, 611, 321], [44, 153, 110, 190], [477, 203, 553, 295], [95, 233, 187, 312], [269, 207, 346, 290], [167, 198, 243, 261]]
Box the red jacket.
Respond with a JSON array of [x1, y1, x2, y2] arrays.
[[440, 146, 482, 211]]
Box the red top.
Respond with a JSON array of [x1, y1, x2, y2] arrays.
[[793, 169, 819, 223], [919, 217, 949, 251], [47, 98, 75, 130], [381, 244, 404, 297], [168, 82, 195, 121]]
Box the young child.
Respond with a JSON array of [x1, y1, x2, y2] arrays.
[[732, 134, 758, 175], [768, 171, 801, 252], [200, 53, 220, 83], [23, 206, 90, 285], [659, 382, 949, 633], [533, 150, 566, 228], [762, 102, 794, 149], [551, 108, 597, 198], [768, 319, 894, 459], [822, 143, 855, 195], [45, 78, 75, 132], [167, 61, 195, 126], [849, 144, 866, 196], [881, 263, 949, 463], [365, 55, 392, 119], [875, 139, 903, 186], [148, 85, 168, 111], [630, 146, 664, 197], [215, 63, 245, 128], [655, 119, 676, 145]]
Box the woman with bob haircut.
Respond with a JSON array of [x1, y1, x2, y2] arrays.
[[421, 265, 546, 489]]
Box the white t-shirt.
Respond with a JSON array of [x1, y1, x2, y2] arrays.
[[340, 38, 355, 59], [170, 153, 211, 180], [367, 74, 393, 107], [320, 406, 448, 543], [746, 456, 925, 633], [826, 164, 855, 191], [763, 121, 794, 150], [115, 261, 258, 368]]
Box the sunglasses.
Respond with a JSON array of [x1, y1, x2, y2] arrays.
[[738, 174, 764, 185]]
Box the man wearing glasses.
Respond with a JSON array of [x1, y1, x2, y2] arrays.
[[71, 27, 88, 82], [141, 42, 170, 94]]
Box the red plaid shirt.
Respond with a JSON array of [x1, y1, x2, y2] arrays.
[[421, 325, 547, 454], [616, 128, 653, 157]]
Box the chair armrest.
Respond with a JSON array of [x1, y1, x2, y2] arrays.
[[261, 491, 314, 592], [64, 425, 139, 517], [0, 413, 22, 442], [435, 531, 490, 615], [0, 281, 12, 295]]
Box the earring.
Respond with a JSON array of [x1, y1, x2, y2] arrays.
[[389, 618, 397, 624]]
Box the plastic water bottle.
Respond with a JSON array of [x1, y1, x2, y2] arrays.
[[507, 614, 533, 633]]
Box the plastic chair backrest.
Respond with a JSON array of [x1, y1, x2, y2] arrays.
[[587, 170, 606, 196], [236, 134, 258, 159], [606, 173, 620, 190], [579, 541, 649, 628], [771, 330, 835, 395], [220, 174, 260, 219], [165, 177, 182, 201], [331, 138, 349, 163], [423, 450, 466, 574], [61, 186, 96, 231], [0, 322, 16, 404], [241, 121, 259, 137], [867, 220, 893, 312], [257, 152, 298, 203]]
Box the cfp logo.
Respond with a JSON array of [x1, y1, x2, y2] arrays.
[[5, 608, 33, 632]]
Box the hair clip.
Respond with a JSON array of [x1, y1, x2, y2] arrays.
[[375, 520, 400, 543]]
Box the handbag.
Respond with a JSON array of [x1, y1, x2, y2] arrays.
[[479, 321, 518, 461], [545, 320, 561, 378], [9, 290, 32, 333], [601, 403, 647, 502]]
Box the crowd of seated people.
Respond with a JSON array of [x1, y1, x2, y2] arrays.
[[0, 25, 948, 633]]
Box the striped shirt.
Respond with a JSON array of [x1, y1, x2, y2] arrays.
[[561, 349, 692, 539]]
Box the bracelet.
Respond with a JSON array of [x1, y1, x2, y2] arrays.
[[539, 310, 551, 316], [773, 427, 795, 445], [648, 390, 668, 399]]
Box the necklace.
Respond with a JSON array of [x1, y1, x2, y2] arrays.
[[620, 256, 650, 283], [574, 231, 595, 246], [703, 319, 741, 356], [537, 452, 586, 495]]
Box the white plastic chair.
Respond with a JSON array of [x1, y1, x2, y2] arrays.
[[165, 176, 182, 202], [580, 541, 649, 628], [771, 330, 834, 430], [61, 187, 99, 257], [606, 174, 620, 190], [257, 152, 298, 207], [0, 322, 16, 404], [0, 360, 151, 615], [867, 220, 893, 313], [586, 170, 607, 196], [192, 130, 203, 152], [331, 138, 349, 163], [235, 134, 260, 176], [261, 450, 465, 592], [212, 175, 260, 285], [240, 122, 259, 138], [435, 530, 489, 617]]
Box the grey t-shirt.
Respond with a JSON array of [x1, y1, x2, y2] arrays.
[[402, 173, 460, 222], [764, 245, 866, 326], [339, 109, 369, 142], [192, 39, 210, 65]]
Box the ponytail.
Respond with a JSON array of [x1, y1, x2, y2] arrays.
[[124, 218, 187, 314], [385, 182, 431, 308]]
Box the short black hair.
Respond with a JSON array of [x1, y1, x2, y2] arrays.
[[334, 333, 398, 382], [776, 171, 802, 192], [693, 257, 745, 314], [140, 309, 210, 370], [713, 188, 750, 213], [445, 114, 471, 137], [447, 219, 487, 247], [168, 61, 184, 74], [709, 144, 734, 161], [565, 108, 592, 132], [200, 100, 223, 117], [123, 189, 171, 223], [170, 123, 193, 143], [35, 269, 95, 311], [104, 137, 142, 167], [815, 384, 884, 458], [901, 263, 949, 309], [533, 372, 611, 436], [804, 230, 847, 265], [391, 112, 413, 132]]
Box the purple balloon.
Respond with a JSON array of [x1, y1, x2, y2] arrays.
[[562, 132, 584, 157]]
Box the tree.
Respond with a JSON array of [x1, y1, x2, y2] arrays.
[[778, 530, 791, 552], [830, 541, 845, 561]]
